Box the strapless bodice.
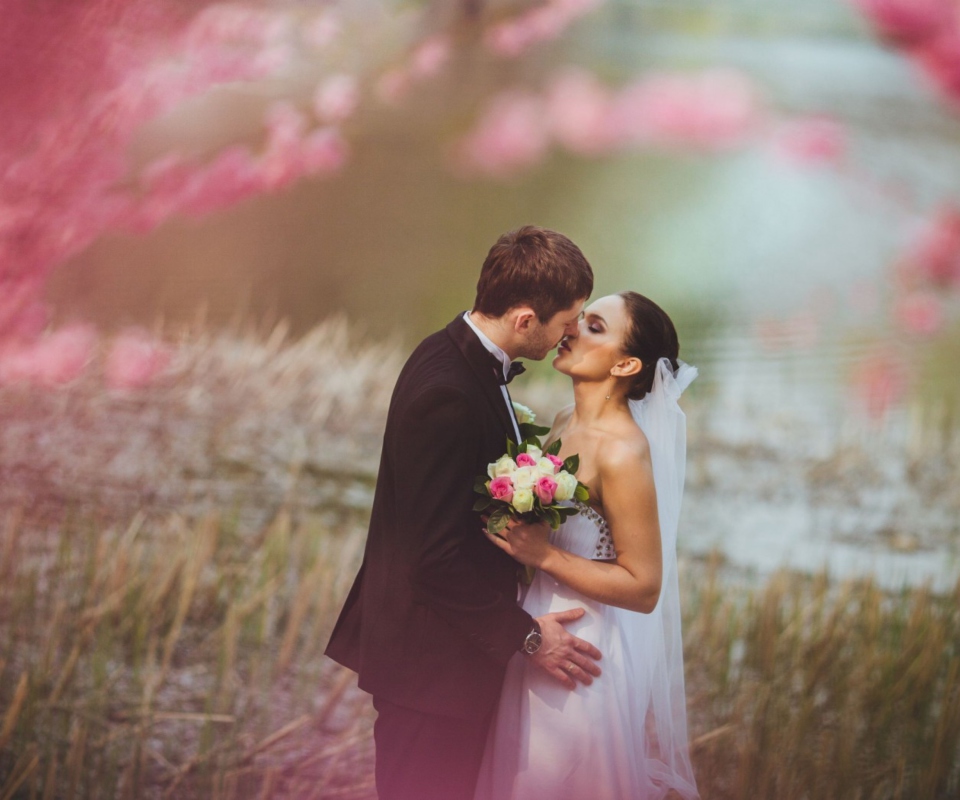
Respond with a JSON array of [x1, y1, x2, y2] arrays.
[[550, 500, 615, 561]]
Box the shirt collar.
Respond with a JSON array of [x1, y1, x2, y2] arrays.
[[463, 311, 511, 382]]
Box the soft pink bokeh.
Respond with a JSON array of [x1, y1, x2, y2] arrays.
[[0, 324, 97, 386], [906, 206, 960, 287], [454, 91, 551, 178], [545, 69, 618, 155], [895, 291, 946, 336], [852, 0, 960, 107], [455, 68, 762, 177], [314, 75, 360, 123], [410, 35, 451, 78], [851, 0, 950, 46], [770, 117, 848, 165], [852, 353, 907, 419], [1, 0, 350, 387], [105, 329, 173, 390], [485, 0, 604, 58], [616, 70, 762, 151]]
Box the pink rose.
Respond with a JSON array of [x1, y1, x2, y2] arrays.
[[546, 454, 564, 472], [516, 452, 537, 467], [534, 475, 558, 505], [488, 476, 515, 503]]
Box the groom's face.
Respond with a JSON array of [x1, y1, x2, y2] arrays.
[[518, 300, 586, 361]]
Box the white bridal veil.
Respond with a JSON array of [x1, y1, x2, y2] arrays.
[[627, 356, 699, 798]]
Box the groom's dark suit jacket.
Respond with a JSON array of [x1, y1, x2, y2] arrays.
[[325, 314, 534, 721]]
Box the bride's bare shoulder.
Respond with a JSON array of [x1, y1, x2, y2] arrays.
[[599, 419, 651, 473]]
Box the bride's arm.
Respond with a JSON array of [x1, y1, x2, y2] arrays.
[[490, 439, 663, 614]]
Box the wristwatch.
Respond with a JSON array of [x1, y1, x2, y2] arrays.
[[521, 620, 542, 655]]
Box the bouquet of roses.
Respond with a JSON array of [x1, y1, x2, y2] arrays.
[[474, 402, 590, 535]]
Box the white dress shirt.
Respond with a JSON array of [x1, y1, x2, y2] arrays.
[[463, 311, 522, 443]]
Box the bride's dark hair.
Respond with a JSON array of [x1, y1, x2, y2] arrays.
[[619, 291, 679, 400]]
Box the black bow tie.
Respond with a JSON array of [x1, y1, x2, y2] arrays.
[[496, 360, 526, 385]]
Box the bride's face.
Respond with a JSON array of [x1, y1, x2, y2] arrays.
[[553, 294, 633, 380]]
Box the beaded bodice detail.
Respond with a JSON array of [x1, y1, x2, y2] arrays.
[[571, 500, 615, 561]]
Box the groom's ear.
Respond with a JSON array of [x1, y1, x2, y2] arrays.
[[611, 357, 642, 378], [511, 307, 538, 333]]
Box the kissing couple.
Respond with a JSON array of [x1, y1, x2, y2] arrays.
[[326, 226, 699, 800]]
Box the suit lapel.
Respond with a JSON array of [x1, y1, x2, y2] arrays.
[[445, 314, 518, 446]]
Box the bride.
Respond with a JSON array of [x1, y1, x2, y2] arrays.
[[474, 292, 699, 800]]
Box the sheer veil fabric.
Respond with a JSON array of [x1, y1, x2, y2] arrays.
[[474, 357, 699, 800], [627, 357, 699, 798]]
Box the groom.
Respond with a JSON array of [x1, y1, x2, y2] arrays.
[[325, 226, 603, 800]]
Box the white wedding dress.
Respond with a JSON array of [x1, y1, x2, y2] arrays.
[[474, 359, 699, 800]]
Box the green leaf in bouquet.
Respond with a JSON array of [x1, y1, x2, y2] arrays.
[[545, 507, 562, 530], [474, 477, 490, 495], [487, 506, 511, 535], [506, 439, 518, 458], [473, 496, 492, 512], [545, 438, 562, 456], [519, 422, 551, 440], [562, 453, 580, 474], [574, 482, 590, 502]]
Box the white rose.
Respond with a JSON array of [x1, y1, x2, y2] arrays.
[[553, 471, 579, 502], [488, 455, 518, 479], [512, 401, 536, 426], [512, 466, 537, 489], [525, 444, 542, 461], [537, 457, 559, 475], [512, 487, 534, 513]]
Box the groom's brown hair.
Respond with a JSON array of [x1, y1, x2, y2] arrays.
[[473, 226, 593, 322]]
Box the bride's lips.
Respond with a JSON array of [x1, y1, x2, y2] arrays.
[[557, 339, 571, 353]]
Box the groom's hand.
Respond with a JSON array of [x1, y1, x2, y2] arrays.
[[530, 609, 602, 690]]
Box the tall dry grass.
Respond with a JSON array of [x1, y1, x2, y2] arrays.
[[684, 557, 960, 799], [0, 506, 375, 799]]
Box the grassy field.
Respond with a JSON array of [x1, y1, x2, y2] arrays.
[[2, 509, 958, 799], [1, 323, 958, 798]]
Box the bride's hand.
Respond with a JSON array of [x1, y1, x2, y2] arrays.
[[483, 518, 553, 567]]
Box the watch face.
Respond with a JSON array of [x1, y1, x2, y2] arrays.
[[524, 630, 542, 654]]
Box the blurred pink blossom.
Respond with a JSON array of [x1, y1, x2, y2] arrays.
[[411, 36, 451, 78], [301, 128, 350, 174], [453, 91, 550, 178], [0, 324, 97, 386], [852, 353, 907, 419], [314, 75, 359, 123], [905, 206, 960, 287], [185, 6, 290, 48], [485, 0, 604, 58], [770, 117, 848, 165], [302, 10, 342, 50], [614, 70, 761, 150], [545, 69, 617, 155], [915, 29, 960, 102], [850, 0, 950, 47], [895, 290, 945, 335], [376, 68, 412, 105], [105, 329, 173, 390]]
